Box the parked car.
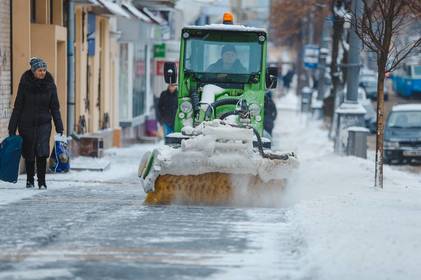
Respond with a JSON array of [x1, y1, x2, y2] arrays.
[[384, 104, 421, 164], [358, 87, 377, 133], [391, 61, 421, 98], [359, 68, 389, 101]]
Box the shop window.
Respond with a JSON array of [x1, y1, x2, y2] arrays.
[[119, 43, 130, 121], [30, 0, 36, 23], [133, 45, 147, 117], [50, 0, 53, 24], [87, 13, 96, 56]]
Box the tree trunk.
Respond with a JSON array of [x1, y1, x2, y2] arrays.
[[296, 18, 307, 96], [375, 59, 386, 188]]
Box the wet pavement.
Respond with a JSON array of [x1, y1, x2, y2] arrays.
[[0, 181, 306, 280]]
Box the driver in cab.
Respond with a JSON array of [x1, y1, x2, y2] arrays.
[[207, 45, 247, 74]]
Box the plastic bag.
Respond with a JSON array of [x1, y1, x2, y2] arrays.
[[49, 134, 70, 173]]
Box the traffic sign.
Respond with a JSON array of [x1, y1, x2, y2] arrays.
[[154, 43, 166, 58], [303, 44, 320, 69]]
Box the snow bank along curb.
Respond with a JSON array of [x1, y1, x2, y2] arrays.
[[276, 92, 421, 279]]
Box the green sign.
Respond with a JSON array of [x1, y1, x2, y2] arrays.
[[154, 43, 166, 58]]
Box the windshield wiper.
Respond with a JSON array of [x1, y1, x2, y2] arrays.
[[388, 125, 406, 128]]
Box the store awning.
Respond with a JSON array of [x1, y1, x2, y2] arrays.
[[141, 7, 166, 25], [132, 0, 176, 9], [73, 0, 100, 4], [121, 2, 152, 23], [96, 0, 131, 18]]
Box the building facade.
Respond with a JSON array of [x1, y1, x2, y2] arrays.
[[1, 0, 181, 154], [0, 0, 11, 138], [73, 2, 124, 151]]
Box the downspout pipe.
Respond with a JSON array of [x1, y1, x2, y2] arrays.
[[67, 0, 75, 135]]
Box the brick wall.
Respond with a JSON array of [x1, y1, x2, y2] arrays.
[[0, 0, 11, 139]]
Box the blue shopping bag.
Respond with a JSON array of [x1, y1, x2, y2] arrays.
[[49, 134, 70, 173], [0, 135, 23, 183]]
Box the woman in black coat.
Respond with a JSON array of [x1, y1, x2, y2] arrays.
[[8, 57, 64, 189]]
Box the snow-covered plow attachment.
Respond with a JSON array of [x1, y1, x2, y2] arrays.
[[138, 121, 298, 206]]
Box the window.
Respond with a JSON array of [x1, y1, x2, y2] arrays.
[[413, 65, 421, 77], [388, 111, 421, 128], [133, 45, 147, 117], [30, 0, 36, 23], [184, 32, 263, 76]]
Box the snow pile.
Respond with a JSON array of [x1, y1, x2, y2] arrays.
[[274, 91, 421, 279], [0, 144, 153, 205], [185, 24, 266, 33]]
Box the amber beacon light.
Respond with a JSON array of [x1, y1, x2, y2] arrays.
[[223, 12, 234, 24]]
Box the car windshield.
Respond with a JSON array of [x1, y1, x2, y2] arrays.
[[184, 31, 263, 83], [413, 65, 421, 76], [387, 111, 421, 128]]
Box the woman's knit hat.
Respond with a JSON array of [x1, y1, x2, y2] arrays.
[[29, 57, 47, 72]]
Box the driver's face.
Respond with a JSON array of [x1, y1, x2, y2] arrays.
[[222, 51, 236, 66]]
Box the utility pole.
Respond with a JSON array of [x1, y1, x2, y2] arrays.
[[334, 0, 366, 155], [308, 7, 314, 45], [313, 17, 331, 119], [307, 7, 315, 89]]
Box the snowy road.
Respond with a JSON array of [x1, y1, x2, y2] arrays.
[[0, 180, 306, 280], [0, 139, 308, 280]]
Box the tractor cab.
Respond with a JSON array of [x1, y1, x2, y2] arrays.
[[163, 13, 277, 142]]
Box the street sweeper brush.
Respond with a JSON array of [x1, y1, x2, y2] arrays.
[[139, 120, 298, 205]]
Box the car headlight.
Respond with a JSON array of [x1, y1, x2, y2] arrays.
[[180, 101, 192, 113], [384, 141, 399, 149]]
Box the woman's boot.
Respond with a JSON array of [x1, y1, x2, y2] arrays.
[[25, 160, 35, 188], [36, 157, 47, 189]]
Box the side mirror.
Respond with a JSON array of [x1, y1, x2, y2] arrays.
[[266, 66, 278, 89], [164, 62, 177, 84]]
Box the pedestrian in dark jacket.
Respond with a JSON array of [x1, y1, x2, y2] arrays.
[[8, 57, 64, 189], [283, 69, 294, 89], [158, 84, 178, 136], [264, 91, 277, 136]]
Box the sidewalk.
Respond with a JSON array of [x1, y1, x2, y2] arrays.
[[273, 91, 421, 279], [0, 143, 158, 206]]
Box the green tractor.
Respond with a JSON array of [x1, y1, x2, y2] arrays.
[[139, 13, 297, 205]]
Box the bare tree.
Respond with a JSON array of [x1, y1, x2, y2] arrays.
[[353, 0, 421, 188], [270, 0, 330, 94], [325, 0, 346, 122]]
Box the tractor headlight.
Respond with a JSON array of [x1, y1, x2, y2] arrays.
[[384, 141, 399, 149], [255, 115, 262, 122], [249, 103, 261, 116], [180, 101, 193, 113], [182, 118, 193, 127], [178, 112, 185, 119]]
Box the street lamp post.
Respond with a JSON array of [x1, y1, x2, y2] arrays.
[[334, 0, 367, 155], [313, 16, 331, 119]]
